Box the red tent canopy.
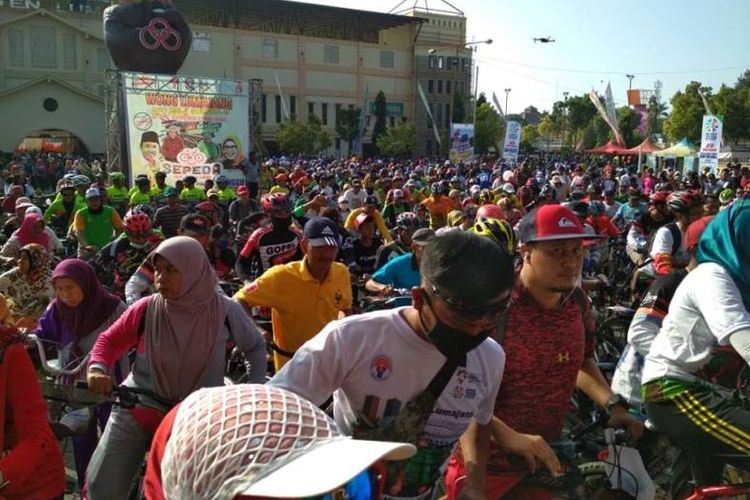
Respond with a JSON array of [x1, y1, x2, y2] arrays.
[[623, 137, 662, 154], [585, 140, 629, 155]]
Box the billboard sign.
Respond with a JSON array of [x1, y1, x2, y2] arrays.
[[449, 123, 474, 162], [122, 72, 250, 187]]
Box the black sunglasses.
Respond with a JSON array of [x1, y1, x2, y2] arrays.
[[426, 283, 511, 320]]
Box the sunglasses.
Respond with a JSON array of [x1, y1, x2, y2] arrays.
[[304, 464, 384, 500], [426, 283, 511, 320]]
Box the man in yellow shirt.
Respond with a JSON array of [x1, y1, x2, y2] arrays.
[[235, 217, 352, 371], [344, 195, 394, 243]]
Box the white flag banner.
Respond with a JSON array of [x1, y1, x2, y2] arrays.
[[417, 82, 441, 147], [589, 90, 625, 146], [502, 120, 521, 162], [492, 92, 504, 117], [698, 115, 722, 174], [604, 82, 619, 129], [273, 71, 290, 121]]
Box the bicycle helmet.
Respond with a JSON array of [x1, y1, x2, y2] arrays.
[[430, 182, 442, 195], [479, 188, 494, 204], [109, 172, 125, 182], [475, 203, 505, 222], [214, 174, 228, 184], [667, 191, 702, 213], [130, 204, 154, 220], [123, 210, 152, 234], [570, 189, 586, 201], [439, 180, 451, 195], [396, 211, 421, 230], [57, 180, 75, 192], [501, 182, 516, 194], [586, 183, 600, 195], [469, 217, 518, 255], [648, 191, 668, 204], [72, 175, 91, 187], [260, 193, 292, 216], [719, 188, 734, 204]]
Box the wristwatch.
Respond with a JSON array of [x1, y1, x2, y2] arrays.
[[604, 393, 630, 413]]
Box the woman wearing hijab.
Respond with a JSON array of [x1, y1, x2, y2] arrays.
[[642, 200, 750, 496], [0, 243, 53, 326], [0, 212, 51, 262], [0, 321, 66, 499], [85, 236, 266, 499], [33, 259, 127, 488]]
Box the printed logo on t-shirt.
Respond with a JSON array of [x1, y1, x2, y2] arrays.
[[557, 351, 571, 363], [370, 355, 392, 381]]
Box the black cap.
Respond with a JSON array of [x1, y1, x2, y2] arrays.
[[303, 217, 340, 247], [179, 213, 210, 235]]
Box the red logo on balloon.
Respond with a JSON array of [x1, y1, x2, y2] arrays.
[[139, 17, 181, 52]]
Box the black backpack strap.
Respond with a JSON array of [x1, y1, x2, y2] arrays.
[[665, 222, 682, 255], [425, 354, 465, 399]]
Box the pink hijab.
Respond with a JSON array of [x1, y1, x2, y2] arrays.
[[16, 212, 49, 249], [146, 236, 227, 400]]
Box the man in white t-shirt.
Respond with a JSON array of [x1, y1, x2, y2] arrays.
[[270, 230, 515, 499], [343, 178, 368, 209]]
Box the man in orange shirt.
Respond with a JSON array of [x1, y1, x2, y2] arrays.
[[421, 181, 454, 229]]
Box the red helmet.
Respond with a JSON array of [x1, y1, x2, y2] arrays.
[[667, 191, 702, 213], [476, 204, 505, 222], [261, 193, 291, 216], [648, 191, 668, 204], [123, 210, 152, 235]]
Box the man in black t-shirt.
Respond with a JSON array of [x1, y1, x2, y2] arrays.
[[350, 213, 382, 277]]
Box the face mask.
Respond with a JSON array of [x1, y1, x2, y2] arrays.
[[272, 216, 292, 230], [420, 294, 490, 362]]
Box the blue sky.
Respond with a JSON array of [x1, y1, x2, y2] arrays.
[[296, 0, 750, 114]]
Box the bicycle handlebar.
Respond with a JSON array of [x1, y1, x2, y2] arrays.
[[26, 333, 90, 377]]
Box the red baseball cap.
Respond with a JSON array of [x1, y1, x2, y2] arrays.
[[684, 215, 714, 252], [518, 204, 597, 244], [237, 185, 249, 196]]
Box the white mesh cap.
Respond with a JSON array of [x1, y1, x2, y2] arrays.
[[161, 385, 415, 499]]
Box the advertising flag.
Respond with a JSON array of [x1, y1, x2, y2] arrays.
[[449, 123, 475, 162], [698, 115, 722, 174], [502, 120, 521, 162]]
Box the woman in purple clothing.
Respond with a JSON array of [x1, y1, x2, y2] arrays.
[[33, 259, 128, 487]]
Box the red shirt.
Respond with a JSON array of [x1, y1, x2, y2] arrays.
[[492, 280, 595, 444]]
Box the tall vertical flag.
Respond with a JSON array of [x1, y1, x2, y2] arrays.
[[273, 71, 290, 121], [589, 89, 625, 146], [697, 88, 714, 115], [417, 81, 441, 148], [357, 84, 369, 156], [492, 92, 504, 117], [604, 83, 619, 130]]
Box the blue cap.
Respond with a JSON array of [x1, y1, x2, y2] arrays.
[[303, 217, 340, 248], [165, 187, 178, 197]]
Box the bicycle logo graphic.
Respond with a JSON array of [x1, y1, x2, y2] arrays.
[[139, 17, 181, 52]]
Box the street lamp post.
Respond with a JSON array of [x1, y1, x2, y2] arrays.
[[626, 74, 635, 91], [504, 88, 511, 120], [562, 91, 569, 149]]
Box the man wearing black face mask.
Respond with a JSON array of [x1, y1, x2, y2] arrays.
[[236, 193, 304, 282], [270, 231, 514, 500]]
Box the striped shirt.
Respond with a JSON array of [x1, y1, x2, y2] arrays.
[[153, 205, 188, 238]]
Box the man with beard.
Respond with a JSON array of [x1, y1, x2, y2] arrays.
[[235, 217, 352, 371], [446, 204, 643, 499]]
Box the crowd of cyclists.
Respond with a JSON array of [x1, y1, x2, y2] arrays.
[[0, 150, 749, 499]]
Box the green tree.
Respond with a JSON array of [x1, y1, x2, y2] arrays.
[[592, 114, 611, 145], [711, 83, 750, 144], [275, 119, 314, 154], [452, 90, 466, 123], [335, 106, 362, 152], [538, 114, 560, 151], [475, 102, 504, 154], [371, 91, 387, 152], [376, 122, 417, 158], [308, 114, 332, 152], [521, 124, 540, 152], [646, 95, 667, 137], [581, 123, 598, 149], [617, 106, 642, 147], [275, 115, 331, 155], [663, 81, 711, 143]]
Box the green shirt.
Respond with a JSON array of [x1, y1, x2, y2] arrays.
[[106, 186, 129, 204], [44, 197, 86, 225], [180, 187, 206, 203], [129, 191, 152, 206], [216, 187, 236, 203], [76, 206, 118, 248]]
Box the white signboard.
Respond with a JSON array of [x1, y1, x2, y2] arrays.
[[502, 120, 521, 162], [698, 115, 722, 174]]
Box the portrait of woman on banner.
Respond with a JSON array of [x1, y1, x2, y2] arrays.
[[220, 135, 245, 169]]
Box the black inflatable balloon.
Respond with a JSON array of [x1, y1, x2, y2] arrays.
[[104, 1, 192, 75]]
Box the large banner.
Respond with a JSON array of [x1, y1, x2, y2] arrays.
[[698, 115, 722, 174], [502, 121, 521, 162], [122, 72, 250, 187], [449, 123, 474, 162]]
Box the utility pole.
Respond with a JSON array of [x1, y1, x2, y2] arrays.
[[626, 74, 635, 91], [504, 88, 511, 121]]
